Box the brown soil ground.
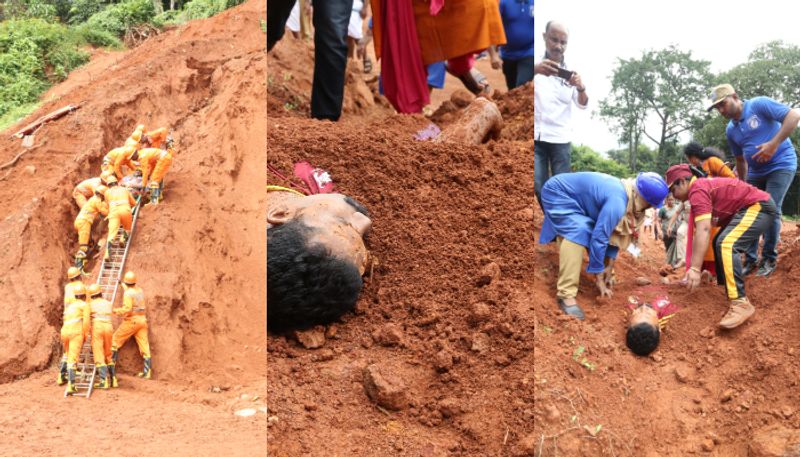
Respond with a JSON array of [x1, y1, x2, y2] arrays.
[[267, 35, 535, 455], [533, 201, 800, 455], [0, 1, 266, 454]]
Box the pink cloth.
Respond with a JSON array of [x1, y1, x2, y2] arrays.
[[446, 54, 475, 76], [293, 162, 335, 194], [429, 0, 444, 15], [379, 0, 430, 113]]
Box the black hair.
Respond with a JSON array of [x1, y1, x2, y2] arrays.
[[626, 322, 660, 356], [684, 141, 725, 161], [267, 219, 363, 332]]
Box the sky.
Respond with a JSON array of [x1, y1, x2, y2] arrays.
[[534, 0, 800, 154]]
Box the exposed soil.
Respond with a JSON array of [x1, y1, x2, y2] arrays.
[[0, 1, 266, 454], [267, 35, 535, 455], [533, 202, 800, 455]]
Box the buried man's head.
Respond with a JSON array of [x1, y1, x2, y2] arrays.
[[267, 193, 372, 332], [626, 304, 660, 356]]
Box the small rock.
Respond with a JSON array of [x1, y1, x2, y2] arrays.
[[469, 302, 492, 325], [267, 416, 279, 427], [781, 406, 794, 418], [234, 408, 257, 417], [470, 333, 490, 353], [312, 348, 335, 362], [634, 276, 652, 286], [721, 389, 734, 403], [650, 353, 663, 362], [699, 327, 716, 339], [303, 402, 317, 411], [434, 350, 454, 372], [24, 165, 35, 175], [372, 323, 404, 347], [476, 262, 501, 287], [294, 326, 326, 349], [701, 439, 714, 452], [325, 325, 338, 339], [544, 404, 561, 422], [660, 277, 670, 285], [362, 364, 409, 411], [438, 398, 462, 418], [675, 366, 692, 383]]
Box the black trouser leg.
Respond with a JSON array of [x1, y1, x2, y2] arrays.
[[267, 0, 297, 51], [502, 59, 518, 91], [310, 0, 354, 121]]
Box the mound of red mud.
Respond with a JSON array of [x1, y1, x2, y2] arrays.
[[533, 203, 800, 455], [267, 102, 535, 453], [0, 0, 265, 388], [267, 36, 391, 119]]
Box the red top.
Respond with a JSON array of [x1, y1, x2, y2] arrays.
[[688, 177, 770, 228]]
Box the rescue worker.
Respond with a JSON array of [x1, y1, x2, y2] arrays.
[[63, 266, 85, 306], [72, 176, 102, 208], [111, 271, 152, 380], [59, 283, 90, 394], [87, 284, 115, 389], [124, 124, 146, 149], [147, 136, 174, 205], [73, 185, 109, 271], [104, 177, 136, 258], [136, 147, 162, 189], [101, 145, 138, 180], [144, 127, 168, 149]]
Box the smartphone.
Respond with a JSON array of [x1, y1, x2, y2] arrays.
[[557, 67, 574, 81]]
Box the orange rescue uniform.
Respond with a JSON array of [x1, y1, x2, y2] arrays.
[[89, 296, 114, 367], [150, 148, 173, 185], [136, 148, 162, 187], [61, 299, 90, 366], [63, 280, 85, 306], [102, 146, 137, 179], [105, 186, 136, 244], [145, 128, 168, 149], [74, 195, 109, 248], [72, 177, 102, 208], [112, 285, 150, 359]]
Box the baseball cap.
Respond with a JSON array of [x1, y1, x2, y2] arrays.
[[665, 164, 693, 188], [706, 84, 735, 112]]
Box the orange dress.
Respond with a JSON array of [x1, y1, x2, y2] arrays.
[[701, 157, 735, 268]]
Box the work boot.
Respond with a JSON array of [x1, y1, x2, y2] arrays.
[[756, 259, 777, 277], [120, 229, 129, 245], [74, 250, 87, 272], [742, 260, 759, 276], [557, 298, 585, 321], [719, 297, 756, 329], [150, 187, 161, 205], [66, 368, 77, 395], [137, 357, 152, 379], [56, 357, 67, 385], [94, 366, 109, 389], [108, 363, 119, 388], [111, 348, 118, 364]]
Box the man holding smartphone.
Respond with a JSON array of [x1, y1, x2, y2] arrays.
[[533, 20, 588, 208]]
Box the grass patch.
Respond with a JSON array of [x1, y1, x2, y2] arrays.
[[0, 101, 42, 134]]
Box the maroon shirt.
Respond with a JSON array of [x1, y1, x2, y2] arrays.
[[688, 177, 771, 228]]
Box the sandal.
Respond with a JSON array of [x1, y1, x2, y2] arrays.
[[363, 56, 373, 74], [558, 298, 585, 320]]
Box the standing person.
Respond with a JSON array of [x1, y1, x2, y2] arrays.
[[347, 0, 368, 61], [73, 185, 109, 272], [707, 84, 800, 277], [533, 21, 588, 207], [658, 195, 680, 264], [491, 0, 534, 89], [87, 284, 115, 389], [103, 178, 136, 258], [63, 266, 85, 307], [538, 172, 668, 320], [60, 284, 90, 394], [268, 0, 356, 122], [666, 164, 778, 328], [112, 271, 152, 380]]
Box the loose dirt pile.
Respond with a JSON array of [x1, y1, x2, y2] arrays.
[[0, 1, 265, 453], [533, 204, 800, 455], [267, 46, 535, 454]]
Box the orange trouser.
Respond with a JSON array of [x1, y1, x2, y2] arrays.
[[92, 322, 114, 365], [112, 316, 150, 358], [75, 218, 92, 246], [61, 330, 84, 365], [73, 191, 90, 209], [151, 156, 172, 183], [107, 207, 132, 243]]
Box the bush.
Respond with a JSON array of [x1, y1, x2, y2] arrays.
[[85, 0, 156, 37], [67, 0, 104, 24], [74, 24, 123, 48]]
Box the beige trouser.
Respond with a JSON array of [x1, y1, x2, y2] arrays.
[[557, 238, 585, 300]]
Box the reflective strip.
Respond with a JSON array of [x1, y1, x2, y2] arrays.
[[93, 315, 112, 322], [63, 318, 83, 325], [109, 201, 130, 207], [132, 308, 146, 312]]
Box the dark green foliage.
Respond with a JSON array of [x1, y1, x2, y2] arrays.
[[572, 145, 633, 178], [85, 0, 155, 37]]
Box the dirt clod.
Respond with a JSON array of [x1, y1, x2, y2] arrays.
[[372, 323, 404, 347], [294, 326, 327, 349], [362, 364, 409, 411]]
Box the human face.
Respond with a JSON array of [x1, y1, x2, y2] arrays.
[[543, 24, 568, 63], [665, 195, 674, 207], [670, 179, 690, 201], [630, 303, 659, 328], [268, 193, 373, 274], [714, 95, 742, 120], [686, 155, 701, 167]]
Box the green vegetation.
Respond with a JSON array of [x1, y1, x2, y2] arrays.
[[0, 0, 247, 130], [571, 145, 632, 178]]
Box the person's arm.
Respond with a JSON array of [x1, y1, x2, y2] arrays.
[[709, 157, 736, 178], [587, 196, 626, 274], [99, 201, 109, 217], [534, 59, 559, 76], [753, 108, 800, 163], [686, 217, 711, 290], [114, 291, 132, 315], [735, 155, 747, 182], [569, 73, 588, 107], [488, 46, 502, 70]]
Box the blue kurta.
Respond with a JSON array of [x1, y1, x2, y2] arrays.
[[539, 172, 628, 273]]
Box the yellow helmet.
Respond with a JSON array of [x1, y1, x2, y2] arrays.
[[67, 267, 81, 280], [123, 271, 137, 285], [95, 185, 108, 197], [105, 175, 118, 185], [87, 283, 102, 297], [100, 170, 114, 184], [72, 283, 86, 297]]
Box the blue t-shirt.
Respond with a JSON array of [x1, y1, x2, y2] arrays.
[[539, 172, 627, 273], [498, 0, 534, 61], [726, 97, 797, 178]]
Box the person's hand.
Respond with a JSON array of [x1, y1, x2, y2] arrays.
[[357, 40, 366, 59], [534, 59, 559, 76], [491, 56, 502, 70], [569, 72, 585, 92], [596, 272, 613, 298], [753, 140, 778, 163], [360, 8, 367, 19], [685, 268, 702, 291]]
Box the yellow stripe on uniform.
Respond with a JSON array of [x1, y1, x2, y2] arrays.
[[720, 203, 761, 299]]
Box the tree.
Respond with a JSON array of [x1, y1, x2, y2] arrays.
[[600, 46, 713, 174], [571, 144, 632, 178]]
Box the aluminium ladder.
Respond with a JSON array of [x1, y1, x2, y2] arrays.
[[66, 198, 142, 398]]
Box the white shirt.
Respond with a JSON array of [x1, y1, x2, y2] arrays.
[[533, 55, 587, 143]]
